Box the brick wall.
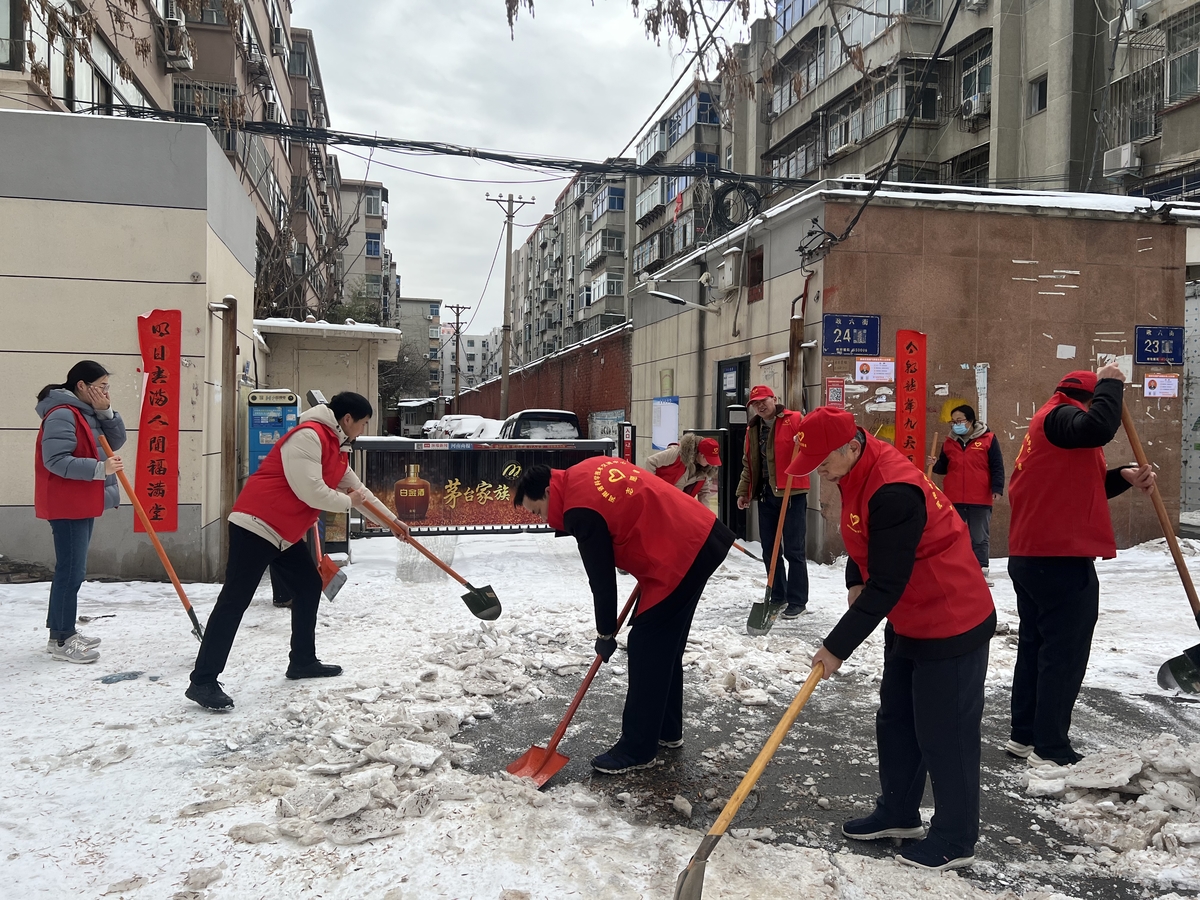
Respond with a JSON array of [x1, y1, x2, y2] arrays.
[[457, 326, 632, 434]]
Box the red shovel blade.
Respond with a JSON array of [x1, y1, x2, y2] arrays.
[[507, 744, 569, 787]]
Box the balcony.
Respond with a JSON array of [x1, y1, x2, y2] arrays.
[[636, 123, 668, 165], [635, 179, 667, 226], [583, 229, 624, 270]]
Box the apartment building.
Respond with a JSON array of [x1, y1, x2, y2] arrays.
[[441, 332, 491, 396], [338, 178, 392, 321], [1, 1, 353, 319], [393, 296, 443, 398]]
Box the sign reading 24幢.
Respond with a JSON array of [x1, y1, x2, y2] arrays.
[[823, 314, 881, 357]]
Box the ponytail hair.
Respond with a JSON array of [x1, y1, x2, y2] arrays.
[[37, 360, 109, 402]]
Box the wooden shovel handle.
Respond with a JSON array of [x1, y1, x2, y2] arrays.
[[98, 435, 196, 616], [707, 662, 823, 840], [1120, 405, 1200, 618], [767, 441, 803, 589], [925, 431, 939, 478], [359, 497, 470, 588], [543, 585, 641, 757]]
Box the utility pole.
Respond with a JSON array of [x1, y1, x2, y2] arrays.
[[486, 192, 535, 419], [445, 303, 470, 415]]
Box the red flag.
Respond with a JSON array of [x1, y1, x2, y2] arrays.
[[673, 190, 684, 222], [134, 309, 182, 532]]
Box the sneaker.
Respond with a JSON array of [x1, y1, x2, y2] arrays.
[[591, 749, 657, 775], [49, 634, 99, 664], [780, 603, 808, 619], [285, 661, 343, 680], [186, 681, 234, 710], [896, 835, 975, 871], [1004, 739, 1033, 759], [1029, 749, 1080, 768], [659, 737, 684, 749], [46, 632, 101, 654], [842, 812, 925, 841], [982, 567, 994, 587]]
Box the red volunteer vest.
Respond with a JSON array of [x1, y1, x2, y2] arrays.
[[941, 431, 995, 506], [745, 409, 810, 492], [548, 457, 716, 614], [653, 451, 705, 498], [839, 432, 993, 640], [34, 405, 105, 520], [233, 421, 348, 544], [1008, 393, 1116, 559]]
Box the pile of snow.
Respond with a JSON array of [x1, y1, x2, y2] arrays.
[[1022, 734, 1200, 884]]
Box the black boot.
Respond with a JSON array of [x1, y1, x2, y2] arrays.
[[186, 681, 234, 710], [286, 660, 343, 680]]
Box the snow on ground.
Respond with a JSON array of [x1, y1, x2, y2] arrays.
[[2, 532, 1199, 898]]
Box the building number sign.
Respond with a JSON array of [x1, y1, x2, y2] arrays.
[[822, 314, 881, 357]]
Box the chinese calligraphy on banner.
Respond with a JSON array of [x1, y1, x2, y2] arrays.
[[134, 310, 182, 532], [895, 330, 927, 469]]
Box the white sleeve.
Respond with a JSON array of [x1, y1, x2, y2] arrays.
[[280, 430, 353, 513], [337, 467, 394, 524]]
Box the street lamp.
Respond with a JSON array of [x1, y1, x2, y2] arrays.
[[648, 290, 719, 314]]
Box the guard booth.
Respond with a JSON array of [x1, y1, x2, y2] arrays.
[[241, 389, 300, 477], [685, 413, 747, 540]]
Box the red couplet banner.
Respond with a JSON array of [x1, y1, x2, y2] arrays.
[[895, 330, 927, 469], [134, 309, 182, 532]]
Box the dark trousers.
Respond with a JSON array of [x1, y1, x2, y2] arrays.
[[953, 504, 992, 569], [47, 517, 95, 641], [191, 523, 323, 684], [615, 521, 734, 762], [874, 637, 988, 854], [1008, 556, 1099, 762], [757, 491, 809, 607]]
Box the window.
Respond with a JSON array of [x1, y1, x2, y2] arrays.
[[292, 245, 308, 276], [365, 187, 382, 217], [429, 304, 439, 317], [366, 232, 381, 257], [1109, 61, 1164, 145], [667, 90, 720, 145], [591, 185, 625, 221], [772, 30, 826, 115], [961, 40, 992, 101], [429, 349, 438, 360], [364, 275, 382, 299], [943, 145, 990, 187], [174, 80, 238, 147], [747, 247, 765, 303], [774, 0, 820, 41], [191, 0, 228, 24], [467, 339, 475, 347], [633, 233, 663, 271], [769, 126, 821, 179], [1029, 75, 1048, 115], [636, 122, 668, 165], [289, 41, 308, 78], [468, 365, 475, 373], [1, 0, 21, 70], [1168, 9, 1200, 103], [429, 327, 438, 339]]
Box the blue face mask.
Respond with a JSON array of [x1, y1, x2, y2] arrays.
[[951, 422, 969, 436]]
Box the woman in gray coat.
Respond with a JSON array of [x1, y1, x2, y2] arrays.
[[34, 360, 126, 663]]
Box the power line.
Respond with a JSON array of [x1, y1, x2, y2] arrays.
[[339, 147, 570, 184]]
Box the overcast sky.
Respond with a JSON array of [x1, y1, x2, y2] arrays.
[[295, 0, 719, 334]]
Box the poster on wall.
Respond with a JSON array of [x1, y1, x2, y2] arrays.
[[854, 357, 895, 383], [1145, 374, 1179, 398], [895, 330, 927, 470], [826, 377, 846, 409], [588, 409, 625, 441], [652, 396, 680, 450], [134, 309, 182, 532]]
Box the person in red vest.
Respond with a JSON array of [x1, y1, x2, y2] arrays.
[[186, 392, 403, 711], [643, 433, 721, 504], [514, 457, 735, 774], [736, 385, 810, 616], [928, 404, 1005, 585], [788, 407, 995, 872], [34, 361, 127, 664], [1006, 367, 1155, 766]]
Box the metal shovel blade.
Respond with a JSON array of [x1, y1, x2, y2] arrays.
[[1159, 643, 1200, 693], [672, 859, 707, 900], [506, 744, 568, 787], [462, 582, 502, 620], [746, 599, 787, 636], [322, 567, 348, 602]]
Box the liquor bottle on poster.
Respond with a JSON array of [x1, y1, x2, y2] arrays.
[[394, 464, 431, 520]]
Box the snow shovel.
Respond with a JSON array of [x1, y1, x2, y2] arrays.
[[360, 498, 502, 620], [673, 662, 823, 900], [925, 431, 940, 478], [732, 542, 762, 563], [310, 525, 347, 602], [746, 443, 803, 636], [1118, 410, 1200, 691], [98, 436, 204, 642], [507, 585, 641, 787]]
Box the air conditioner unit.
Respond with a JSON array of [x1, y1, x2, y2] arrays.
[[1103, 142, 1141, 180], [263, 101, 280, 124], [1109, 9, 1137, 42], [960, 92, 991, 119], [271, 27, 287, 55], [162, 17, 193, 72]]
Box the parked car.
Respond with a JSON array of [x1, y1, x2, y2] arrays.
[[498, 409, 581, 440], [429, 415, 503, 440], [420, 419, 439, 437]]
